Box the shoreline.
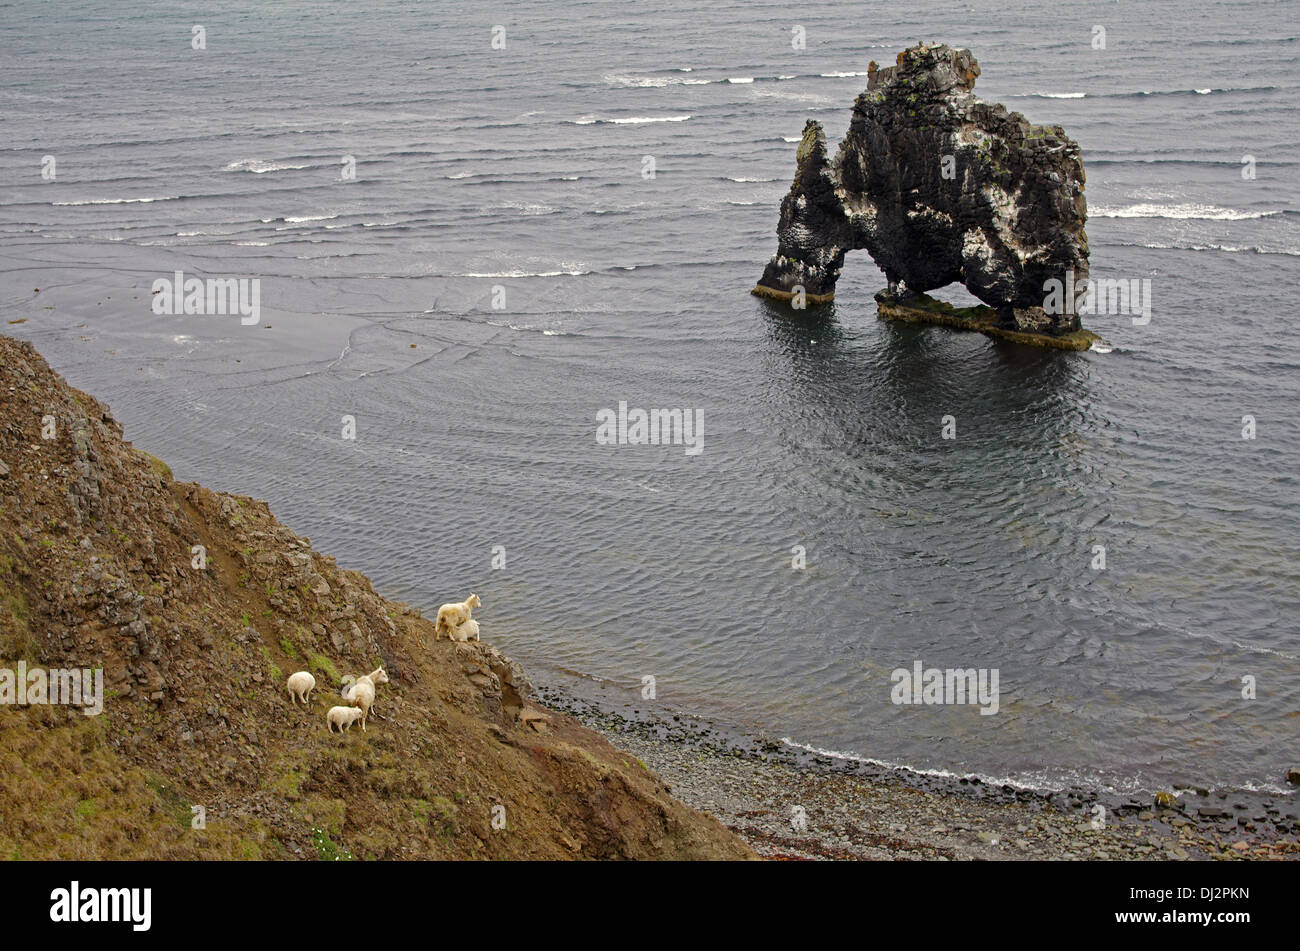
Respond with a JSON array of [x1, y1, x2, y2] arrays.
[[536, 685, 1300, 860]]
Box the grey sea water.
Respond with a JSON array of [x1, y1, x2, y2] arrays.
[[1, 0, 1297, 797]]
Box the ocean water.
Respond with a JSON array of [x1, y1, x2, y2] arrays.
[[2, 0, 1297, 797]]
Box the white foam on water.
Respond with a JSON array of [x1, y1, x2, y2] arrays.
[[603, 74, 678, 88], [457, 268, 589, 278], [1126, 239, 1300, 256], [571, 115, 692, 125], [54, 196, 178, 205], [778, 738, 1064, 793], [224, 158, 312, 174], [499, 201, 556, 215], [604, 73, 712, 88], [1093, 203, 1279, 220]]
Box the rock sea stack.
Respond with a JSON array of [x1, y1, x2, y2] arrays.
[[754, 43, 1095, 347]]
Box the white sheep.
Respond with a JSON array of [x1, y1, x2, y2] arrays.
[[448, 618, 480, 643], [327, 705, 366, 733], [286, 671, 316, 704], [345, 667, 389, 730], [436, 593, 481, 640]]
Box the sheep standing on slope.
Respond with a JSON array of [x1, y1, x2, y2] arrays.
[[327, 705, 366, 733], [448, 618, 480, 643], [345, 667, 389, 730], [436, 593, 481, 641], [286, 671, 316, 704]]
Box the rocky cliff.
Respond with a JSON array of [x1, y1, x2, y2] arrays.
[[755, 43, 1091, 341], [0, 335, 753, 860]]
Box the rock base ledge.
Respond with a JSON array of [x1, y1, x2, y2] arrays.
[[875, 290, 1101, 352], [750, 283, 835, 306]]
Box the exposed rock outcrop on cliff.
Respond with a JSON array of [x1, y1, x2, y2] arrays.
[[0, 335, 753, 860], [755, 43, 1091, 341]]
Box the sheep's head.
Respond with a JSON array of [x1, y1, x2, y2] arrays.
[[467, 593, 482, 609], [373, 667, 390, 685]]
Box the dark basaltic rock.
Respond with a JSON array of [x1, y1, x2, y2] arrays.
[[754, 43, 1090, 340]]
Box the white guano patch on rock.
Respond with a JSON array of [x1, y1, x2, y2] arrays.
[[907, 207, 953, 227], [954, 124, 991, 150], [982, 183, 1023, 253]]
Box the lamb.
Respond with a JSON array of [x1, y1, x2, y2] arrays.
[[436, 593, 481, 640], [286, 671, 316, 704], [447, 618, 480, 643], [345, 667, 389, 730], [327, 705, 366, 733]]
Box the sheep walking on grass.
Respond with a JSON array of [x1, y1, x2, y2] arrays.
[[435, 593, 481, 641], [327, 705, 365, 733], [286, 671, 316, 704]]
